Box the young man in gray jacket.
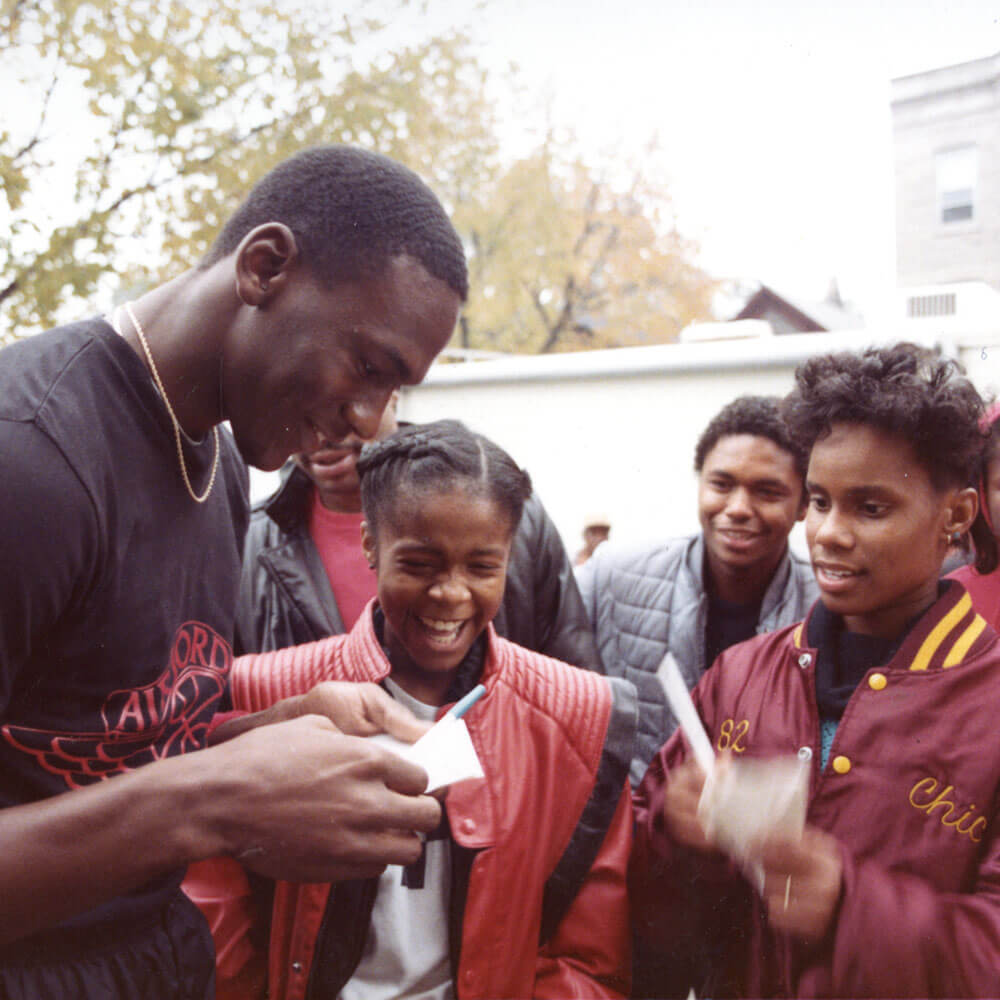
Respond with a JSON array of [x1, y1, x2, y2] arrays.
[[577, 395, 818, 787]]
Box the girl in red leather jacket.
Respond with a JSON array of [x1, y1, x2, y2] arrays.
[[633, 343, 1000, 998], [192, 419, 634, 1000]]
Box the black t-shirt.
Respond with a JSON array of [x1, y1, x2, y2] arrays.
[[0, 319, 248, 935], [809, 587, 945, 721], [704, 592, 762, 671]]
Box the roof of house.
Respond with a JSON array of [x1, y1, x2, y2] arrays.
[[732, 281, 863, 333]]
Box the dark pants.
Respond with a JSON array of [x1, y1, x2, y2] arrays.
[[0, 891, 215, 1000]]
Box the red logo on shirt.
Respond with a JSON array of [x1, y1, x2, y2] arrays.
[[2, 622, 231, 789]]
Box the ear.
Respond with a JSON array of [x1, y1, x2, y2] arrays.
[[360, 520, 377, 570], [234, 223, 300, 307], [944, 486, 978, 539]]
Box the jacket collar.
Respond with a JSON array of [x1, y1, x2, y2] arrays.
[[343, 602, 501, 848], [795, 579, 992, 673], [687, 532, 794, 619], [342, 600, 503, 702], [263, 461, 314, 534], [372, 605, 488, 704]]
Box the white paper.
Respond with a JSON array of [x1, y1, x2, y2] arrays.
[[368, 715, 484, 793], [655, 652, 716, 775]]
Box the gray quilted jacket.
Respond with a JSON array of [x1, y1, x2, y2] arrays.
[[577, 533, 818, 785]]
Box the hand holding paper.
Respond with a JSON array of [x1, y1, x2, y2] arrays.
[[655, 651, 808, 876], [698, 755, 809, 873]]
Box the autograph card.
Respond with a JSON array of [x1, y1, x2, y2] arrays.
[[369, 716, 484, 793]]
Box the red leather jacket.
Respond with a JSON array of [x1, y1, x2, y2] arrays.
[[229, 604, 635, 1000], [948, 563, 1000, 629], [633, 582, 1000, 998]]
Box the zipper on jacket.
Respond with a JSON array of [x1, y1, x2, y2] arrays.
[[305, 878, 379, 999]]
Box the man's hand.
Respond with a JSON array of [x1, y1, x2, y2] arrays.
[[211, 681, 431, 746], [295, 681, 431, 743], [759, 827, 843, 943], [199, 714, 441, 883]]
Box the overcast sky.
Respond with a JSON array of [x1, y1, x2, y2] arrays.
[[7, 0, 998, 331], [442, 0, 1000, 324]]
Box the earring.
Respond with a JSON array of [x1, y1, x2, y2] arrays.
[[950, 530, 962, 544]]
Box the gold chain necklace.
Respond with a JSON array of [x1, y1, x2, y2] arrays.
[[120, 302, 220, 504]]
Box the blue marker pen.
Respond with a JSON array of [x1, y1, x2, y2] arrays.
[[448, 684, 486, 720]]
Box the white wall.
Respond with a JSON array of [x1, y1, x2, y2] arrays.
[[400, 361, 793, 552], [399, 328, 979, 552]]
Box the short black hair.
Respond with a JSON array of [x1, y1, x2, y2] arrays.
[[201, 145, 468, 299], [782, 343, 986, 493], [358, 420, 533, 539], [694, 395, 807, 484]]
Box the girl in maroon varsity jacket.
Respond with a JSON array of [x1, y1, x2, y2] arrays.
[[191, 420, 635, 1000], [632, 344, 1000, 998]]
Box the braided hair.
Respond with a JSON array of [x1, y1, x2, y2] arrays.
[[201, 145, 468, 299], [357, 420, 533, 540]]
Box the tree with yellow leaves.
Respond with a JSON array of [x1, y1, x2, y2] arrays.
[[458, 144, 716, 353], [2, 2, 715, 351]]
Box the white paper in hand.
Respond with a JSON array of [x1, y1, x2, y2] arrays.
[[655, 652, 715, 775], [697, 754, 809, 888], [369, 715, 484, 793]]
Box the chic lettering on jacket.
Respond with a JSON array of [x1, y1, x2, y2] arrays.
[[908, 777, 987, 843]]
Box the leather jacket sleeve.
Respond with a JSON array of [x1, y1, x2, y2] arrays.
[[230, 635, 342, 711], [534, 783, 633, 998], [496, 493, 605, 673], [233, 467, 344, 657], [233, 511, 271, 656]]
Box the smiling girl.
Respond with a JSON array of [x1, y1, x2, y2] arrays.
[[631, 343, 1000, 998], [218, 420, 634, 1000]]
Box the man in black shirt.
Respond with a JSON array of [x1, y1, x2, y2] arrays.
[[0, 146, 466, 997]]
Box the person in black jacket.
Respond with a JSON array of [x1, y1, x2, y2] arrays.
[[236, 405, 603, 672]]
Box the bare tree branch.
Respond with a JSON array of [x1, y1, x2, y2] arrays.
[[0, 277, 20, 308], [12, 68, 60, 165]]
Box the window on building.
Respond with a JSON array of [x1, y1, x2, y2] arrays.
[[936, 146, 977, 223]]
